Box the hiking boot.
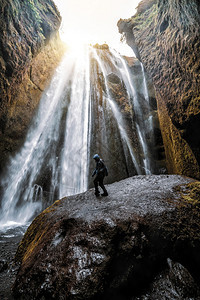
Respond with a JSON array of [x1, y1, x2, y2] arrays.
[[101, 191, 108, 196], [95, 191, 100, 197]]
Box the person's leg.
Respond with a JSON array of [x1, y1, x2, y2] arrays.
[[93, 176, 100, 196], [99, 174, 108, 196]]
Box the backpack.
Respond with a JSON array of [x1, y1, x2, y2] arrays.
[[99, 159, 108, 176]]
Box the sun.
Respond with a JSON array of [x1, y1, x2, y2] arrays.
[[60, 30, 95, 56], [54, 0, 141, 57]]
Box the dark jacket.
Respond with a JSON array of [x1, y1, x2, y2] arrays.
[[92, 159, 108, 177]]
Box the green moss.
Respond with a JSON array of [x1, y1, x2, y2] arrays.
[[181, 182, 200, 206], [15, 199, 62, 264], [27, 0, 42, 23], [131, 3, 158, 31], [174, 181, 200, 207], [15, 212, 47, 264], [187, 95, 200, 116], [26, 0, 45, 39]]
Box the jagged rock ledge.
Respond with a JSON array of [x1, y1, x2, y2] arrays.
[[0, 0, 66, 170], [13, 175, 200, 299], [117, 0, 200, 180]]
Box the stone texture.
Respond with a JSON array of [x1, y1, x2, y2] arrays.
[[0, 0, 66, 170], [118, 0, 200, 179], [13, 175, 200, 299], [89, 47, 165, 189], [0, 226, 27, 300], [135, 258, 200, 299]]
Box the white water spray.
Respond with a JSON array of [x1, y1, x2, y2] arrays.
[[59, 47, 91, 197], [91, 48, 142, 174], [0, 49, 91, 227], [0, 45, 156, 227], [109, 49, 154, 174]]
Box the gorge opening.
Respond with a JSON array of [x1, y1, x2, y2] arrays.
[[0, 44, 163, 227]]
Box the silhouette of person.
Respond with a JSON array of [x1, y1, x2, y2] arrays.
[[92, 154, 108, 196]]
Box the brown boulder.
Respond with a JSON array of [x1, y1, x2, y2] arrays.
[[13, 175, 200, 299]]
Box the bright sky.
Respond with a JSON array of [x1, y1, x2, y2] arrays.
[[54, 0, 141, 56]]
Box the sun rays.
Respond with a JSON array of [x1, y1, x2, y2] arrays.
[[54, 0, 141, 56]]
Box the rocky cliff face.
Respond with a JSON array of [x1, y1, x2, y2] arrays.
[[0, 0, 65, 170], [89, 47, 165, 189], [13, 175, 200, 299], [118, 0, 200, 179]]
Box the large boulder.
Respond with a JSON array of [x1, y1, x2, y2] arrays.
[[13, 175, 200, 299]]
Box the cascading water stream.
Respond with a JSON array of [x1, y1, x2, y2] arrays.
[[140, 62, 154, 139], [0, 45, 157, 228], [108, 49, 155, 174], [0, 54, 73, 226], [91, 48, 142, 175], [0, 49, 91, 227], [59, 47, 91, 197]]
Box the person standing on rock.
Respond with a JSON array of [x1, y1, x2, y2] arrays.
[[92, 154, 108, 197]]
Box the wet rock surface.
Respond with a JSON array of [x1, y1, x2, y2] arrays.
[[89, 47, 165, 188], [0, 0, 65, 170], [0, 225, 28, 300], [13, 175, 200, 299], [118, 0, 200, 179], [133, 258, 200, 299]]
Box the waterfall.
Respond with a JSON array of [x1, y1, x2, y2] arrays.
[[91, 48, 142, 175], [59, 47, 91, 197], [0, 45, 157, 227], [108, 49, 155, 174], [0, 49, 91, 226]]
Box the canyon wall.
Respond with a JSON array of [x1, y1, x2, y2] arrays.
[[88, 47, 165, 189], [0, 0, 65, 170], [118, 0, 200, 179]]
